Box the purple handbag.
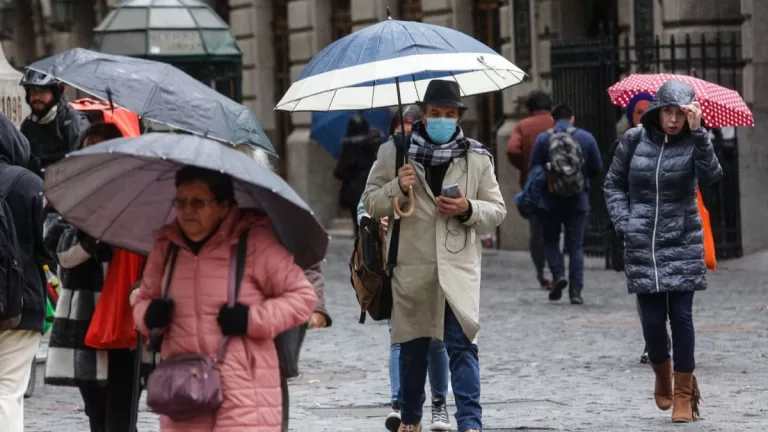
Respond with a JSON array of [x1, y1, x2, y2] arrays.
[[145, 231, 248, 422]]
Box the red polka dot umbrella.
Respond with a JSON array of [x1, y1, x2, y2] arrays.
[[607, 73, 754, 128]]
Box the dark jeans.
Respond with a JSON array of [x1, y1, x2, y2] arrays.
[[636, 296, 671, 354], [540, 210, 587, 295], [529, 218, 547, 281], [78, 349, 136, 432], [637, 292, 695, 372], [399, 304, 482, 430]]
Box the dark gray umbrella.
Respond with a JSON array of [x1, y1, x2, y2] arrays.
[[26, 48, 274, 153], [43, 133, 326, 268]]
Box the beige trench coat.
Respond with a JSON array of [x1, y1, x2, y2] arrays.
[[362, 140, 506, 344]]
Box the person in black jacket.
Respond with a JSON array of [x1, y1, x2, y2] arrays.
[[333, 114, 384, 232], [20, 70, 89, 178], [0, 111, 49, 432]]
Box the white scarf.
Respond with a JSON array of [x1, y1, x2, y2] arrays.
[[31, 104, 58, 125]]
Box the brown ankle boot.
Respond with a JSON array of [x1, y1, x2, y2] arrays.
[[398, 424, 422, 432], [650, 360, 674, 410], [671, 372, 701, 422]]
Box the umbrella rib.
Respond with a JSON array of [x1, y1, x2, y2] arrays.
[[479, 69, 504, 91], [411, 74, 421, 101]]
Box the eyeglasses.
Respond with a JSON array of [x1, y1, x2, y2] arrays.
[[172, 197, 217, 210]]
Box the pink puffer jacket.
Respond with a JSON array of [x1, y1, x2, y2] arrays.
[[133, 209, 317, 432]]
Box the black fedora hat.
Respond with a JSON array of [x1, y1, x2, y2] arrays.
[[418, 80, 466, 110]]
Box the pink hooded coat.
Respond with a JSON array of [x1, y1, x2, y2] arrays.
[[132, 209, 317, 431]]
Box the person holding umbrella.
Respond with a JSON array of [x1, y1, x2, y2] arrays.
[[603, 79, 723, 423], [131, 164, 317, 431], [363, 79, 506, 432]]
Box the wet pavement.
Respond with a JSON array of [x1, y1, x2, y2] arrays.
[[24, 239, 768, 431]]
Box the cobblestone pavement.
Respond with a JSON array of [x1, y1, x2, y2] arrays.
[[25, 239, 768, 431]]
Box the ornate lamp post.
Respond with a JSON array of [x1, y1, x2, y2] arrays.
[[92, 0, 242, 102]]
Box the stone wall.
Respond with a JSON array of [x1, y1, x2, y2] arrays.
[[738, 0, 768, 254], [284, 0, 338, 226]]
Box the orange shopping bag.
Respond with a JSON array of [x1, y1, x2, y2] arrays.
[[697, 187, 716, 271], [85, 249, 146, 349]]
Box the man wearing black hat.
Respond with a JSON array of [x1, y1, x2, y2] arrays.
[[363, 79, 507, 432]]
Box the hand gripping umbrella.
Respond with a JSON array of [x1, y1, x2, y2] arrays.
[[275, 9, 526, 217], [25, 49, 274, 153]]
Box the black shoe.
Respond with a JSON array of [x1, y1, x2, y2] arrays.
[[549, 278, 568, 301], [640, 351, 650, 364], [570, 294, 584, 305]]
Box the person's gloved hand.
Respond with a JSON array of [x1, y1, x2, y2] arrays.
[[217, 303, 249, 336], [144, 299, 174, 329]]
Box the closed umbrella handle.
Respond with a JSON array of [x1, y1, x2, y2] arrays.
[[392, 186, 415, 217]]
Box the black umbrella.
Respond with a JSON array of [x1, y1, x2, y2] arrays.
[[25, 48, 275, 153], [43, 133, 326, 268]]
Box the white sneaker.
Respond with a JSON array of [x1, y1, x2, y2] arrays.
[[430, 399, 450, 430]]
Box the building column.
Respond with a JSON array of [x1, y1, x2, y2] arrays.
[[739, 0, 768, 254], [229, 0, 276, 142], [495, 0, 538, 250], [284, 0, 338, 227]]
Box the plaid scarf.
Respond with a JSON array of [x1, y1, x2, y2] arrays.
[[408, 120, 493, 166]]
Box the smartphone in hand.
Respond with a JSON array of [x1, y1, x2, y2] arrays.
[[441, 183, 459, 198]]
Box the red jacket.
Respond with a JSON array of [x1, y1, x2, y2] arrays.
[[506, 110, 554, 188]]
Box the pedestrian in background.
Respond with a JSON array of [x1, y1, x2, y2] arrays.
[[334, 115, 384, 233], [603, 80, 722, 423], [530, 104, 602, 304], [506, 91, 555, 289]]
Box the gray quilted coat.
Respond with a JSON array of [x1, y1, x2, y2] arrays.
[[603, 80, 723, 294]]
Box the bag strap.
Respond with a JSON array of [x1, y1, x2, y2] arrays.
[[0, 166, 26, 202], [216, 229, 249, 362], [387, 136, 406, 273], [160, 243, 179, 299]]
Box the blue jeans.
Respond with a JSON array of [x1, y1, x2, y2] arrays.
[[540, 210, 587, 295], [399, 304, 481, 430], [638, 292, 695, 372], [389, 321, 449, 403]]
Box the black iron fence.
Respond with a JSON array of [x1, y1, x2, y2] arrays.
[[550, 32, 744, 262]]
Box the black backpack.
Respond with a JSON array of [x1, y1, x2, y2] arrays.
[[0, 167, 27, 329], [546, 127, 585, 197]]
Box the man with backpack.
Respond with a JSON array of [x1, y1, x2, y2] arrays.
[[529, 104, 602, 305], [0, 111, 49, 432]]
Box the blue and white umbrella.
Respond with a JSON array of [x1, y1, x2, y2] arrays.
[[275, 16, 525, 112]]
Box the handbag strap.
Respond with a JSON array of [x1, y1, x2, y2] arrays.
[[216, 230, 249, 362]]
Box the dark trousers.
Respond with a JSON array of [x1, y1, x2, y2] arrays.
[[529, 218, 547, 281], [540, 210, 587, 294], [399, 304, 482, 431], [637, 292, 695, 372], [78, 349, 136, 432]]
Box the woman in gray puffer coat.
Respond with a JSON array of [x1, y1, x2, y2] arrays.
[[603, 80, 722, 424]]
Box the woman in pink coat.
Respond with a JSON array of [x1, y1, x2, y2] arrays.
[[132, 165, 317, 431]]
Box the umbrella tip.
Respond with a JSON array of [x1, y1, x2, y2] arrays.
[[386, 6, 391, 19]]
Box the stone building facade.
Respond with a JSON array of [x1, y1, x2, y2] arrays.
[[4, 0, 767, 256]]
